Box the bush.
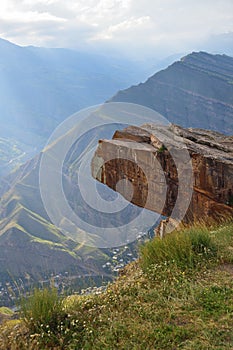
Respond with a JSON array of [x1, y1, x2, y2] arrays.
[[20, 287, 65, 334], [19, 287, 86, 348], [140, 226, 218, 271]]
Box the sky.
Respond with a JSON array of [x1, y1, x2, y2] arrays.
[[0, 0, 233, 58]]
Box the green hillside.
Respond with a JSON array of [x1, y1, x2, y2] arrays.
[[0, 124, 142, 305]]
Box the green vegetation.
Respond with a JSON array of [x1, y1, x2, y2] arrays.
[[0, 307, 13, 316], [228, 195, 233, 206], [20, 287, 64, 333], [140, 225, 218, 270], [0, 221, 233, 349], [157, 144, 167, 153]]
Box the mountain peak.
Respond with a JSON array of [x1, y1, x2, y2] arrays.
[[180, 51, 233, 67], [0, 37, 20, 48]]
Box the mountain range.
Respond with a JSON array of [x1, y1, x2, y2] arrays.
[[0, 38, 150, 176], [0, 50, 233, 305], [0, 123, 141, 306]]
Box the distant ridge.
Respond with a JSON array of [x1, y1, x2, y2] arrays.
[[0, 37, 145, 148], [0, 37, 149, 177], [110, 52, 233, 135]]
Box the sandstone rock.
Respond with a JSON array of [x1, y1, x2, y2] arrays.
[[92, 124, 233, 224]]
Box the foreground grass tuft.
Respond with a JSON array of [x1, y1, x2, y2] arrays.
[[0, 221, 233, 349], [140, 225, 218, 270]]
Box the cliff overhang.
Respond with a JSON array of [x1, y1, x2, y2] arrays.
[[91, 124, 233, 224]]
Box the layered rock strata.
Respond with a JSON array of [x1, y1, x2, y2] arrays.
[[92, 124, 233, 223]]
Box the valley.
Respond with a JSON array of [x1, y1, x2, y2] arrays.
[[0, 50, 232, 307]]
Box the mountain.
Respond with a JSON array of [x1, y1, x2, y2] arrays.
[[110, 52, 233, 135], [0, 152, 105, 281], [0, 38, 148, 168], [1, 51, 233, 305], [0, 119, 143, 306]]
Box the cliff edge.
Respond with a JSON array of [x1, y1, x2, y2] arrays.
[[92, 124, 233, 223]]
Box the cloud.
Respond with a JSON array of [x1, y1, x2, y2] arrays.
[[0, 0, 233, 57], [93, 16, 152, 40]]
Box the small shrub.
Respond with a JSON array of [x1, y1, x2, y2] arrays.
[[157, 144, 167, 153], [140, 226, 218, 271], [19, 287, 86, 348], [20, 287, 65, 334]]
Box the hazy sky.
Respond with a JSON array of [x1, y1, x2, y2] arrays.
[[1, 0, 233, 58]]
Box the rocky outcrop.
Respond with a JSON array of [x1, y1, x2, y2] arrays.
[[92, 124, 233, 223]]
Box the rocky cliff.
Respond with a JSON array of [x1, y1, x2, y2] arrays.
[[92, 124, 233, 224]]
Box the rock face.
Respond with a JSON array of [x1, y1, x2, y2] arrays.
[[110, 52, 233, 135], [92, 124, 233, 223]]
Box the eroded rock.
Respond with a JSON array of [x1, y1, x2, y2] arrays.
[[92, 124, 233, 223]]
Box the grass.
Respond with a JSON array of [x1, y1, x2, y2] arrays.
[[140, 225, 218, 270], [0, 307, 14, 316], [0, 221, 233, 349], [19, 287, 64, 333]]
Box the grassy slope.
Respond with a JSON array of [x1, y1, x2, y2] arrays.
[[0, 150, 110, 283], [0, 221, 233, 349], [0, 122, 145, 286]]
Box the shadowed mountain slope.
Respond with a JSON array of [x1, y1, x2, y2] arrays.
[[111, 52, 233, 135]]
